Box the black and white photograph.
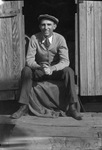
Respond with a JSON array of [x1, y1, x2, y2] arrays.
[[0, 0, 102, 149]]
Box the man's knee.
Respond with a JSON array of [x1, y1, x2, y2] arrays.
[[34, 69, 45, 80], [63, 67, 74, 76], [21, 66, 33, 79]]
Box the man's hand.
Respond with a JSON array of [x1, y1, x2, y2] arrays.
[[40, 64, 56, 75], [43, 64, 52, 75]]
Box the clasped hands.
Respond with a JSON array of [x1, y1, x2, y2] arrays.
[[40, 64, 53, 75]]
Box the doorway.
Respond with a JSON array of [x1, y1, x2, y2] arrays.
[[24, 0, 76, 70]]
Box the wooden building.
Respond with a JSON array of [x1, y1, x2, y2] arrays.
[[0, 0, 102, 100]]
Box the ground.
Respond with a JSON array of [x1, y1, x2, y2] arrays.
[[0, 101, 102, 149]]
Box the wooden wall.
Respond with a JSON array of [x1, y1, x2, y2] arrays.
[[79, 1, 102, 96], [0, 1, 25, 100]]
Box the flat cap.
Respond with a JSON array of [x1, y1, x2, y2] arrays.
[[38, 14, 59, 24]]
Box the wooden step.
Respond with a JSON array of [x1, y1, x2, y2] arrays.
[[0, 113, 102, 150]]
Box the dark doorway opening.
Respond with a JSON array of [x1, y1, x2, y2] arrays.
[[24, 0, 76, 70]]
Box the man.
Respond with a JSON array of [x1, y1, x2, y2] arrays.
[[11, 14, 82, 120]]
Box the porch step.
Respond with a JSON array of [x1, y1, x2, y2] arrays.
[[0, 113, 102, 150]]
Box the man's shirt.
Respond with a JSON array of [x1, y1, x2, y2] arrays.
[[42, 36, 53, 45]]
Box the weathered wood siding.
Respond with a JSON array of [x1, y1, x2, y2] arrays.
[[79, 1, 102, 96], [0, 1, 25, 100]]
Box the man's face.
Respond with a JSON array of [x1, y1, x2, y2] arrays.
[[39, 19, 57, 38]]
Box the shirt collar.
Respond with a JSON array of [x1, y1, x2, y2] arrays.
[[42, 36, 53, 44]]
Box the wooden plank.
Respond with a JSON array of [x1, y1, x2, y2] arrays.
[[2, 137, 102, 150], [18, 1, 25, 68], [79, 1, 102, 96], [75, 13, 79, 93], [79, 1, 88, 95], [0, 18, 13, 80], [11, 15, 21, 80], [11, 125, 97, 138], [87, 1, 95, 95], [1, 113, 102, 149], [0, 113, 94, 126], [0, 1, 23, 84], [0, 1, 25, 100], [94, 1, 102, 95], [1, 136, 101, 150], [22, 14, 25, 67], [0, 113, 100, 137]]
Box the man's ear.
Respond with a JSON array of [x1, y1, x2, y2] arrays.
[[53, 24, 57, 30]]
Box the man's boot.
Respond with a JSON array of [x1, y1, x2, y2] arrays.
[[69, 103, 82, 120], [10, 104, 28, 119]]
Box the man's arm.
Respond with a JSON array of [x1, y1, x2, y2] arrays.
[[26, 35, 41, 69], [51, 35, 70, 71], [44, 35, 70, 75]]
